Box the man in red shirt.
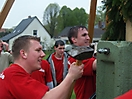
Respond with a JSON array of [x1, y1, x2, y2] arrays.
[[68, 26, 97, 99], [47, 40, 68, 87], [31, 60, 53, 89], [0, 35, 84, 99]]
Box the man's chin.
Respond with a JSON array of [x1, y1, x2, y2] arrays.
[[33, 66, 41, 72], [36, 63, 41, 69]]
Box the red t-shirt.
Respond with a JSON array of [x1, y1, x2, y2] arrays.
[[31, 60, 52, 85], [52, 53, 64, 84], [68, 57, 96, 99], [0, 64, 49, 99], [114, 90, 132, 99]]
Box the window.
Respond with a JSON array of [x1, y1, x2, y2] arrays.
[[33, 30, 37, 36]]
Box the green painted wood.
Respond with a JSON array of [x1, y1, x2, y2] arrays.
[[96, 41, 132, 99]]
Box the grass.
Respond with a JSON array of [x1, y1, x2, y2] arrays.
[[71, 91, 76, 99], [43, 50, 54, 59]]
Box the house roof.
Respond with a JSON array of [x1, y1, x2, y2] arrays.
[[0, 16, 42, 41], [58, 27, 72, 37], [57, 26, 105, 39], [93, 28, 105, 38]]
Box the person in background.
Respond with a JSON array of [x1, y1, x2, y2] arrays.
[[0, 40, 13, 72], [0, 35, 84, 99], [47, 40, 68, 87], [68, 26, 97, 99], [31, 59, 53, 89]]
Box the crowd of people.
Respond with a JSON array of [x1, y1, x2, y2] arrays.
[[0, 25, 98, 99]]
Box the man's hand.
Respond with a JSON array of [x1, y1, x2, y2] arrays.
[[2, 41, 9, 51], [68, 62, 84, 81]]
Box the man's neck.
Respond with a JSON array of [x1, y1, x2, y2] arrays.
[[54, 53, 63, 60]]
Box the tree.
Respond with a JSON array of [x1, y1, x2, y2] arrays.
[[73, 8, 88, 26], [95, 5, 105, 25], [41, 37, 55, 50], [0, 28, 13, 38], [56, 6, 74, 33], [100, 0, 132, 41], [56, 6, 88, 34], [43, 3, 60, 38]]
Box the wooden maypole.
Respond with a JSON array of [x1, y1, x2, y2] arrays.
[[88, 0, 97, 43], [0, 0, 15, 29]]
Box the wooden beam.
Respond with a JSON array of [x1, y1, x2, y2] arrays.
[[88, 0, 97, 43], [126, 20, 132, 41], [0, 0, 15, 29]]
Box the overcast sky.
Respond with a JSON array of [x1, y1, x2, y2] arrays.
[[0, 0, 103, 28]]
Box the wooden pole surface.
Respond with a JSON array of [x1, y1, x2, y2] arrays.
[[88, 0, 97, 43], [0, 0, 15, 29], [126, 20, 132, 41]]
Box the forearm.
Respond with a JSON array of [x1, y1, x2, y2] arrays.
[[92, 59, 96, 71], [42, 74, 74, 99], [42, 62, 84, 99], [5, 44, 9, 51]]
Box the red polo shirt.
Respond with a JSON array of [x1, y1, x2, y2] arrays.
[[68, 57, 96, 99], [31, 60, 52, 85], [0, 64, 49, 99]]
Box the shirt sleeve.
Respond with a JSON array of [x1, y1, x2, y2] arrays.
[[83, 57, 96, 76], [44, 60, 53, 89], [5, 52, 13, 63]]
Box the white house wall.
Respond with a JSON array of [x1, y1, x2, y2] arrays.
[[8, 18, 52, 50]]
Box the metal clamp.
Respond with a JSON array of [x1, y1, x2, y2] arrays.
[[98, 48, 110, 55]]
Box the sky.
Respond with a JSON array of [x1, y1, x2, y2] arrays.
[[0, 0, 103, 28]]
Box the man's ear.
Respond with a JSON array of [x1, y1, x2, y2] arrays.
[[20, 49, 27, 59], [71, 37, 77, 43]]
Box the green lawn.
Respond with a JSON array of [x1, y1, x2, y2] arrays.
[[43, 50, 54, 59], [71, 91, 76, 99]]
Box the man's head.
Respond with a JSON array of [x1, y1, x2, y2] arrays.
[[12, 35, 45, 73], [0, 40, 3, 54], [54, 40, 65, 58], [68, 26, 90, 47]]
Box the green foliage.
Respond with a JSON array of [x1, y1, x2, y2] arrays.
[[121, 0, 132, 22], [101, 0, 129, 41], [101, 19, 125, 40], [56, 6, 88, 35], [0, 29, 13, 38], [73, 8, 88, 26], [43, 3, 89, 37], [43, 3, 105, 38], [0, 32, 8, 38], [56, 6, 73, 33]]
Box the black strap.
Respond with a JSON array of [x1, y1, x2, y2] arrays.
[[89, 92, 96, 99]]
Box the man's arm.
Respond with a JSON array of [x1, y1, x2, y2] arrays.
[[92, 59, 97, 71], [2, 41, 13, 62], [42, 62, 84, 99], [2, 41, 9, 52]]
